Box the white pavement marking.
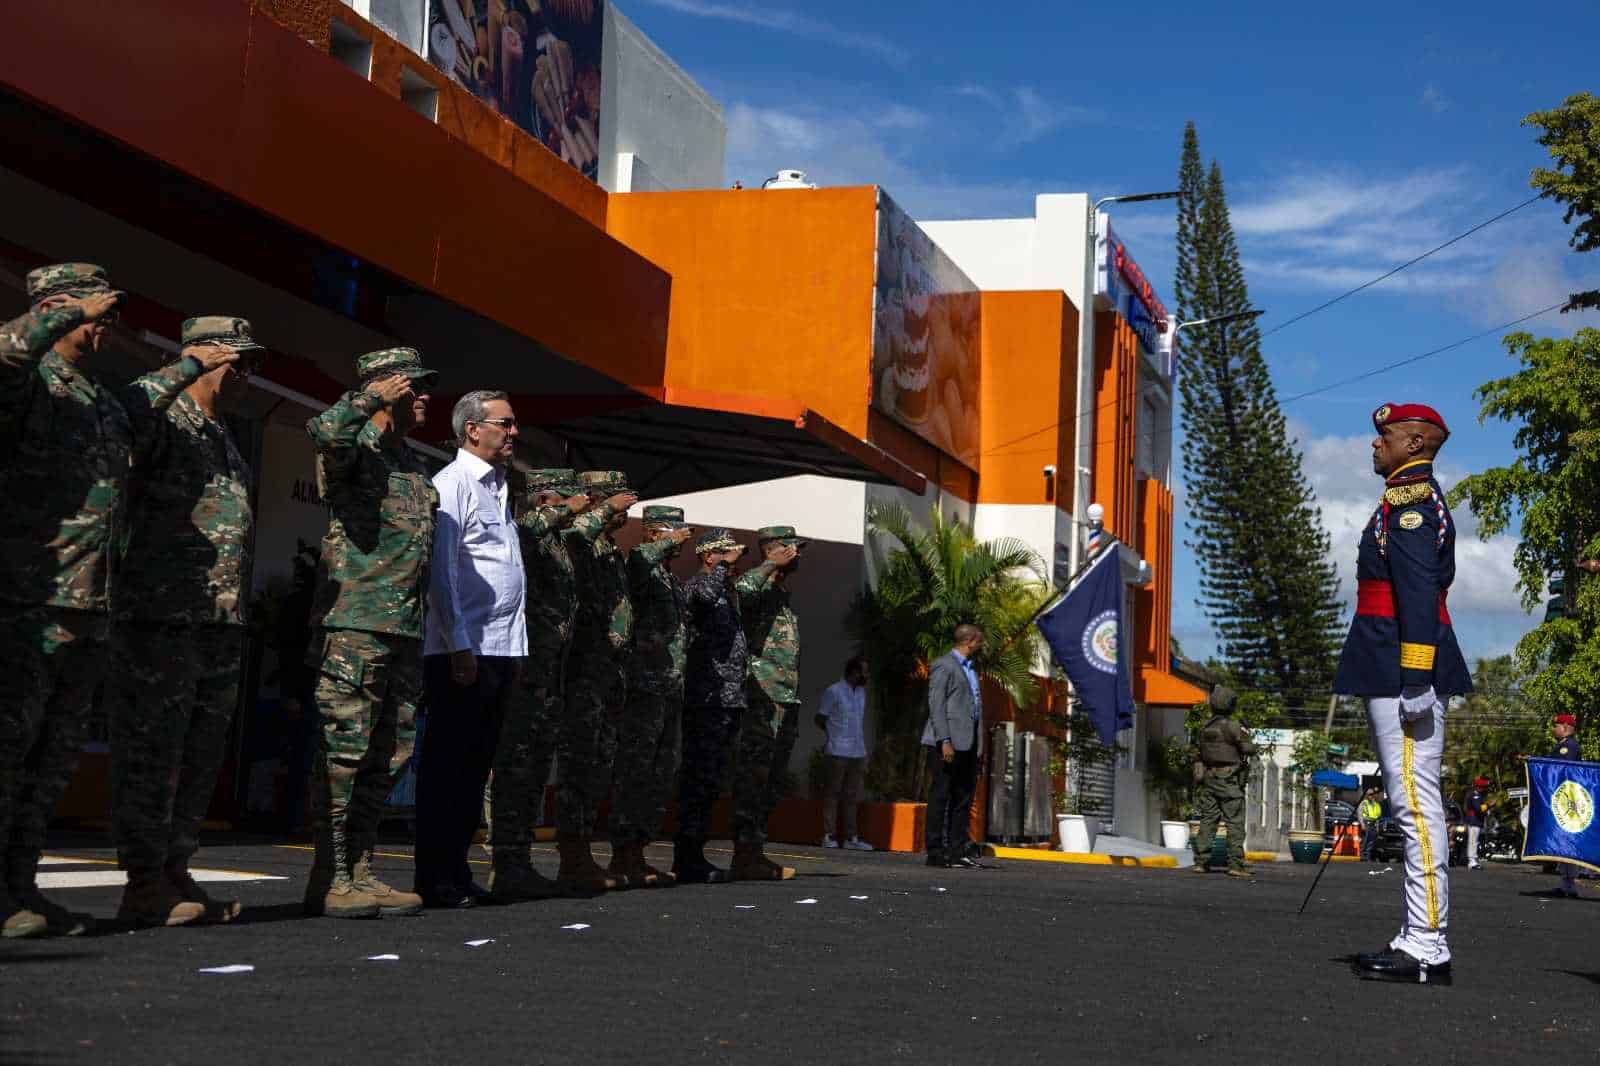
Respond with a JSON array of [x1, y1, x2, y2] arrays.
[[38, 868, 286, 889]]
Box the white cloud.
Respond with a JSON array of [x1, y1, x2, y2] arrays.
[[632, 0, 909, 65], [955, 84, 1100, 147], [1421, 83, 1451, 114]]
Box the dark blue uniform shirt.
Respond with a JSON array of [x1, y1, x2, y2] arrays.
[[1552, 733, 1580, 761], [1333, 459, 1472, 697]]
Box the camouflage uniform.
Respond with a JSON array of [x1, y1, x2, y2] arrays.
[[304, 348, 439, 913], [557, 471, 633, 839], [484, 468, 599, 855], [1192, 690, 1254, 872], [0, 265, 203, 933], [610, 506, 689, 848], [109, 318, 260, 904], [732, 526, 804, 848], [676, 530, 750, 845]]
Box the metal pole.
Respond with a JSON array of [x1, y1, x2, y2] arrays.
[[1322, 693, 1338, 734], [1298, 811, 1358, 915]]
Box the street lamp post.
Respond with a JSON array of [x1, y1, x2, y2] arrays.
[[1067, 190, 1180, 581]]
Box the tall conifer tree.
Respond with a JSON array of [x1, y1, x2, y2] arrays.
[[1173, 123, 1344, 706]]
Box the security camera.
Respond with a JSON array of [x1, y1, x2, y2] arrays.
[[1042, 464, 1057, 478]]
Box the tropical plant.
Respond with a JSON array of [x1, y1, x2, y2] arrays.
[[851, 503, 1053, 798]]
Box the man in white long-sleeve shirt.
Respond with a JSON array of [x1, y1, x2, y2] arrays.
[[414, 390, 526, 907]]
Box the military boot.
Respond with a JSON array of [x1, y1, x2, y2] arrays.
[[303, 822, 380, 919], [607, 841, 660, 888], [165, 856, 241, 924], [7, 849, 90, 936], [351, 851, 424, 917], [555, 832, 621, 895], [118, 869, 206, 928], [0, 890, 48, 939], [730, 842, 796, 882], [670, 835, 728, 884], [489, 850, 565, 903]]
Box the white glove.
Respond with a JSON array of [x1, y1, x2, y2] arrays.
[[1399, 685, 1439, 723]]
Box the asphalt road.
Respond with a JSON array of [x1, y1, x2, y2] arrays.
[[3, 836, 1595, 1065]]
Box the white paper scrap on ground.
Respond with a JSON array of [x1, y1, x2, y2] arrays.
[[198, 965, 254, 974], [734, 905, 756, 910], [932, 887, 948, 893], [561, 923, 591, 931], [849, 895, 869, 900], [464, 939, 494, 947], [794, 898, 818, 905], [367, 954, 399, 961]]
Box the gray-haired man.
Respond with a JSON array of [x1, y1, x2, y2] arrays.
[[414, 390, 526, 907]]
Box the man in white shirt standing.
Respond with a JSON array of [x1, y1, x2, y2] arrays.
[[414, 390, 526, 908], [816, 656, 873, 851]]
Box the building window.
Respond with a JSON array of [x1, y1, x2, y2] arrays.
[[340, 0, 426, 56]]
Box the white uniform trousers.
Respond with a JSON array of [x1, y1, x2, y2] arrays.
[[1365, 695, 1450, 964]]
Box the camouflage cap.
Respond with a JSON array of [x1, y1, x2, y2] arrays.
[[526, 467, 578, 492], [642, 505, 686, 527], [355, 346, 438, 387], [1209, 685, 1237, 713], [757, 524, 806, 547], [696, 527, 741, 554], [579, 470, 630, 495], [26, 262, 111, 303], [182, 316, 266, 356]]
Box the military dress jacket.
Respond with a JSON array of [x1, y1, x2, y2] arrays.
[[306, 390, 438, 640], [0, 305, 201, 622], [737, 561, 800, 705], [628, 538, 687, 695], [1552, 733, 1581, 761], [1333, 460, 1472, 697], [121, 391, 254, 627], [683, 562, 748, 709]]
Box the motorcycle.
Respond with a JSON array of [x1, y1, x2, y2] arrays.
[[1480, 816, 1523, 862]]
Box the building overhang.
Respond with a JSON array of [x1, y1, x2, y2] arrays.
[[1136, 668, 1208, 708]]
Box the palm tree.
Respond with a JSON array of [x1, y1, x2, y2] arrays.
[[851, 503, 1053, 798]]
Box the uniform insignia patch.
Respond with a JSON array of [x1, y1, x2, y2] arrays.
[[1398, 510, 1424, 530], [1375, 404, 1392, 422]]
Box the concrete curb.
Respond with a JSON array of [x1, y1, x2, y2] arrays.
[[984, 845, 1178, 868]]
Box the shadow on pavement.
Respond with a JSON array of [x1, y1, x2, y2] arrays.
[[1548, 969, 1600, 985]]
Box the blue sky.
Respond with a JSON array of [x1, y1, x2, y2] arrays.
[[620, 0, 1600, 668]]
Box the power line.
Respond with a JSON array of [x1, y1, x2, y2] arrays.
[[1260, 194, 1545, 339], [1279, 301, 1568, 405]]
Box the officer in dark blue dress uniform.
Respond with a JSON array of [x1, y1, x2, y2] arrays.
[[1548, 713, 1583, 897], [1334, 402, 1472, 986]]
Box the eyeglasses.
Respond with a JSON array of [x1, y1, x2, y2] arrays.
[[472, 417, 518, 430]]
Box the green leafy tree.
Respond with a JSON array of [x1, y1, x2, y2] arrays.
[[1173, 123, 1345, 706], [1451, 328, 1600, 757], [1441, 656, 1549, 814], [850, 503, 1052, 798], [1524, 92, 1600, 313]]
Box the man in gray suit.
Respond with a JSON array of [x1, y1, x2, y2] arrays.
[[921, 624, 986, 868]]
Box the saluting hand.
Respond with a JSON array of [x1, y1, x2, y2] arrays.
[[73, 291, 124, 323], [603, 492, 638, 514], [561, 493, 592, 513], [367, 372, 414, 407], [187, 344, 242, 373]]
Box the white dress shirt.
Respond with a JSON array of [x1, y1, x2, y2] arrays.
[[424, 448, 527, 657], [817, 679, 868, 758]]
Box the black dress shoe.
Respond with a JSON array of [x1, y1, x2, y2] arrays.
[[1353, 947, 1451, 985], [952, 855, 992, 869], [926, 853, 951, 868], [420, 885, 475, 909], [463, 881, 493, 903]]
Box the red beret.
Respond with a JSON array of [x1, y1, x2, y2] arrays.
[[1554, 714, 1577, 726], [1373, 402, 1448, 434], [1473, 776, 1488, 788]]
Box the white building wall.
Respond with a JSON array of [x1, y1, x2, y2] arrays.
[[600, 4, 725, 192]]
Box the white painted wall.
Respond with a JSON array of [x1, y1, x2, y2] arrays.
[[600, 4, 725, 192], [921, 193, 1091, 310]]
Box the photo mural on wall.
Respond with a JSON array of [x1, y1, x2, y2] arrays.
[[427, 0, 605, 180], [871, 190, 982, 470]]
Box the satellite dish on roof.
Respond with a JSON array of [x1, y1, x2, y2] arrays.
[[763, 169, 817, 189]]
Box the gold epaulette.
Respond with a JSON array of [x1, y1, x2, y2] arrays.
[[1384, 483, 1432, 506]]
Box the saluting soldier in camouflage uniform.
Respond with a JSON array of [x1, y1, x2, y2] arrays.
[[555, 470, 637, 893], [672, 528, 750, 885], [0, 265, 233, 939], [730, 525, 804, 882], [483, 467, 597, 902], [608, 505, 694, 888], [109, 317, 262, 927], [303, 348, 439, 919]]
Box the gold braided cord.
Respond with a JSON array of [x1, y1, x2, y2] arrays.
[[1384, 483, 1433, 506]]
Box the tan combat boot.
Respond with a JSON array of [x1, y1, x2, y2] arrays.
[[165, 856, 241, 924], [1, 890, 48, 939], [303, 824, 380, 919], [729, 843, 796, 882], [118, 869, 206, 928], [489, 850, 565, 903], [7, 850, 89, 936], [351, 851, 424, 917], [555, 832, 621, 895]]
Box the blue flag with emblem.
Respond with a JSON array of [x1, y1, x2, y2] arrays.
[[1524, 757, 1600, 874], [1036, 547, 1134, 746]]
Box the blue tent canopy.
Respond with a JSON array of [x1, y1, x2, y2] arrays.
[[1311, 769, 1360, 789]]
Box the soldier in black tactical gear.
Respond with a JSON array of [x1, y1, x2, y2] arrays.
[[1191, 685, 1254, 877]]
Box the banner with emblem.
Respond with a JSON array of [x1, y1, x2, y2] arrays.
[[1523, 757, 1600, 873], [1035, 548, 1134, 746]]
